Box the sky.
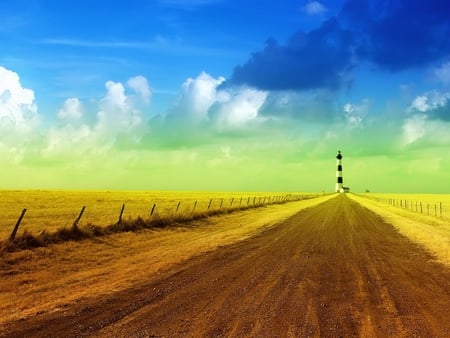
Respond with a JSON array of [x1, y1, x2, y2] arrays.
[[1, 0, 450, 193]]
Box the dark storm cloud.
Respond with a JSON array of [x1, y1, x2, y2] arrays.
[[231, 18, 356, 91], [230, 0, 450, 91], [341, 0, 450, 71]]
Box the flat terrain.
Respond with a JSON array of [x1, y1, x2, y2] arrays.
[[0, 190, 306, 238], [362, 193, 450, 220], [2, 194, 450, 337]]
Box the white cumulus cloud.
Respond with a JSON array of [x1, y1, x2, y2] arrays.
[[408, 90, 450, 121], [409, 95, 430, 113], [96, 79, 143, 135], [57, 98, 83, 121], [44, 76, 149, 159], [44, 123, 94, 157], [101, 81, 128, 111], [166, 72, 268, 133], [173, 71, 225, 121], [408, 91, 450, 113], [402, 90, 450, 147], [342, 99, 370, 128], [0, 66, 39, 136], [210, 87, 268, 130], [303, 1, 327, 16], [402, 114, 427, 145], [127, 75, 151, 103], [402, 114, 450, 147]]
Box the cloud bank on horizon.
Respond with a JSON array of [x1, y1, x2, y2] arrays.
[[1, 0, 450, 192]]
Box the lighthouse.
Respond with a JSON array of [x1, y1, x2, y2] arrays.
[[335, 150, 344, 193]]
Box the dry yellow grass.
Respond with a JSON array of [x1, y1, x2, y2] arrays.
[[348, 193, 450, 266], [0, 190, 315, 239], [361, 193, 450, 219], [0, 194, 335, 325]]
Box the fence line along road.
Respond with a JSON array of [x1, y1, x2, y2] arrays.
[[6, 193, 329, 242], [353, 193, 444, 218]]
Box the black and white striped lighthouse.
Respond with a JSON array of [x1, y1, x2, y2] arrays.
[[336, 150, 344, 193]]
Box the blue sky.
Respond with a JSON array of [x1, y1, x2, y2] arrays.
[[1, 1, 347, 112], [1, 0, 450, 192]]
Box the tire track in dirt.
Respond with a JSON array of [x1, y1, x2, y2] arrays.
[[2, 194, 450, 337]]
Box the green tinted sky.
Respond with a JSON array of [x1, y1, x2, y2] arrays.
[[1, 1, 450, 193]]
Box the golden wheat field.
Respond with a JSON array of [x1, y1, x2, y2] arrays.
[[360, 193, 450, 219], [0, 190, 315, 239]]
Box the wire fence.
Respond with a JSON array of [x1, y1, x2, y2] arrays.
[[353, 193, 447, 219], [3, 192, 327, 242]]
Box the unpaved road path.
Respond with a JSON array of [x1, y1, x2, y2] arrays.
[[2, 195, 450, 337]]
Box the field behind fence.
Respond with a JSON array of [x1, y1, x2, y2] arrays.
[[0, 190, 319, 240], [355, 193, 450, 219]]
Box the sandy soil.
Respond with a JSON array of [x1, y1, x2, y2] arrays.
[[2, 194, 450, 337]]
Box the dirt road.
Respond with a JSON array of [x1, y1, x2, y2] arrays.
[[3, 194, 450, 337]]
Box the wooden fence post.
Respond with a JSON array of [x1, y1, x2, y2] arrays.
[[230, 198, 234, 206], [193, 201, 197, 212], [176, 201, 181, 213], [150, 204, 156, 216], [10, 208, 27, 241], [220, 199, 223, 208], [440, 202, 443, 217], [118, 204, 125, 224], [208, 199, 213, 210], [72, 206, 85, 230], [420, 202, 423, 214]]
